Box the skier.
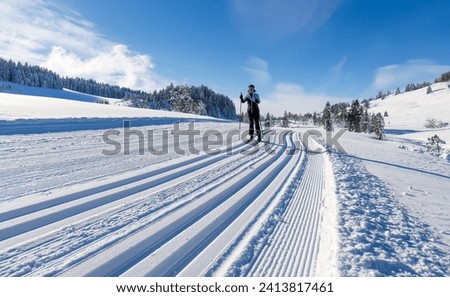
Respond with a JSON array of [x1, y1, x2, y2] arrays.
[[240, 84, 261, 142]]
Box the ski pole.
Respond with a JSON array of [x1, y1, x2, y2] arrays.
[[239, 93, 242, 140], [258, 115, 263, 141]]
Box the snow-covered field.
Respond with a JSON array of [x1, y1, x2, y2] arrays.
[[0, 81, 224, 135], [0, 81, 449, 276], [324, 130, 450, 276], [370, 81, 450, 154]]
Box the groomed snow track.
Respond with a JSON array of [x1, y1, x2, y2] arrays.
[[0, 129, 335, 277]]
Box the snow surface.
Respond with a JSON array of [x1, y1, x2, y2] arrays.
[[324, 131, 449, 276], [0, 81, 225, 135], [0, 81, 449, 276], [370, 82, 450, 130], [369, 82, 450, 154]]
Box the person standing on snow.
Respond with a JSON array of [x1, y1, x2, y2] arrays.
[[240, 84, 261, 142]]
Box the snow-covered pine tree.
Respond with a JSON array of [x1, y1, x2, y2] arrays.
[[281, 111, 290, 128], [347, 100, 362, 132], [437, 71, 450, 82], [312, 112, 319, 126], [376, 90, 385, 99], [169, 85, 208, 114], [322, 101, 333, 131], [426, 135, 446, 156], [345, 104, 353, 131], [372, 112, 385, 140], [362, 99, 370, 109]]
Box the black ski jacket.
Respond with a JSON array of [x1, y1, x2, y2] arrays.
[[241, 93, 261, 114]]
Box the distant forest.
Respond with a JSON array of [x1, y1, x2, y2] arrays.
[[0, 58, 236, 120]]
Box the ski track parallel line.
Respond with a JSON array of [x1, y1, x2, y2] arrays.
[[120, 132, 295, 277], [206, 131, 309, 277], [0, 133, 280, 276], [0, 138, 266, 244], [175, 133, 303, 277], [249, 154, 311, 276], [0, 145, 272, 276], [0, 139, 251, 222], [247, 150, 325, 277], [56, 131, 289, 276], [290, 154, 323, 276]]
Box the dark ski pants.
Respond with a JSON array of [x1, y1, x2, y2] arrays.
[[248, 111, 261, 139]]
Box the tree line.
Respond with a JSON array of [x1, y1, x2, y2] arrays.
[[128, 83, 236, 119], [0, 57, 236, 119], [321, 100, 385, 140]]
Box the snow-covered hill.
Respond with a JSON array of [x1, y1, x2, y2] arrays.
[[368, 81, 450, 154], [369, 82, 450, 130], [0, 81, 119, 105], [0, 81, 222, 121], [0, 81, 226, 135]]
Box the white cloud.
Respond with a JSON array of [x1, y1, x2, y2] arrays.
[[0, 0, 168, 92], [242, 56, 271, 84], [43, 45, 167, 92], [329, 56, 347, 79], [231, 0, 341, 39], [261, 83, 340, 116], [371, 59, 450, 92]]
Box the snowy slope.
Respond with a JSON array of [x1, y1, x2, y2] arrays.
[[0, 81, 119, 105], [370, 82, 450, 130], [0, 81, 219, 121], [0, 92, 208, 121], [0, 81, 225, 135], [369, 81, 450, 154]]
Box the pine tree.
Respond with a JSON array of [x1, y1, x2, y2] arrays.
[[312, 112, 319, 126], [426, 135, 446, 156], [405, 83, 416, 92], [372, 113, 385, 140], [169, 85, 207, 115], [427, 85, 432, 94], [347, 100, 362, 132], [376, 90, 385, 99], [362, 99, 370, 109], [439, 71, 450, 82], [281, 111, 290, 128], [322, 102, 333, 131]]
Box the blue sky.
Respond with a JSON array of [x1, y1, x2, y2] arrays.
[[1, 0, 449, 115]]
